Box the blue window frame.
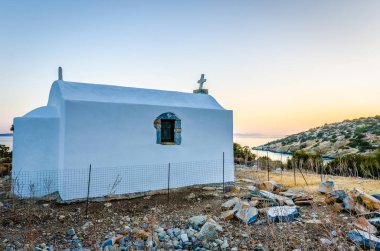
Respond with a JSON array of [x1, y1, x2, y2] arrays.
[[154, 112, 181, 145]]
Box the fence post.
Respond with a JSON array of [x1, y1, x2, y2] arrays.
[[86, 164, 92, 218], [267, 151, 269, 181], [222, 152, 225, 193], [167, 163, 170, 204], [293, 162, 296, 186]]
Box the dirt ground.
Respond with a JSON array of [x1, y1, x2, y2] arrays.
[[0, 168, 377, 250]]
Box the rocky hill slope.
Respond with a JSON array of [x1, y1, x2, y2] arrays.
[[256, 116, 380, 158]]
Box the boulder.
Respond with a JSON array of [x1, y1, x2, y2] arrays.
[[325, 190, 347, 204], [320, 238, 333, 246], [189, 215, 207, 228], [259, 181, 285, 192], [317, 181, 334, 194], [353, 217, 377, 234], [250, 199, 260, 207], [221, 210, 236, 221], [233, 200, 250, 211], [348, 229, 380, 250], [247, 186, 258, 192], [180, 233, 189, 242], [343, 196, 355, 211], [137, 230, 150, 240], [198, 220, 223, 241], [202, 186, 217, 191], [266, 206, 300, 222], [372, 194, 380, 200], [368, 217, 380, 228], [221, 197, 240, 209], [332, 203, 344, 212], [235, 207, 259, 224], [350, 189, 380, 211], [355, 203, 371, 215]]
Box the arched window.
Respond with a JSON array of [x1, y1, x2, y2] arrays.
[[154, 112, 181, 145]]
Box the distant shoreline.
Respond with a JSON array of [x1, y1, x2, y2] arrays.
[[253, 147, 335, 160]]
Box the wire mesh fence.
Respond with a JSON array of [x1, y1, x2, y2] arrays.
[[10, 157, 234, 202]]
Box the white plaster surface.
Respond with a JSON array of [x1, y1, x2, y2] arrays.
[[13, 81, 234, 200]]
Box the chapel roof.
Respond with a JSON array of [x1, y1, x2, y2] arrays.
[[48, 81, 225, 110]]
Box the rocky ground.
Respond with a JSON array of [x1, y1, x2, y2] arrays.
[[0, 169, 378, 250]]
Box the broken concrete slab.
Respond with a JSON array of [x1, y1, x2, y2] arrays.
[[317, 180, 334, 194], [235, 207, 259, 224], [294, 200, 312, 206], [259, 190, 295, 206], [266, 206, 300, 222], [221, 197, 240, 210], [348, 229, 380, 250], [280, 190, 313, 202]]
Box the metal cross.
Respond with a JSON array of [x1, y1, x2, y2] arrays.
[[197, 74, 206, 90]]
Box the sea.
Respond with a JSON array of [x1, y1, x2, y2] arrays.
[[233, 135, 292, 163], [0, 135, 13, 150]]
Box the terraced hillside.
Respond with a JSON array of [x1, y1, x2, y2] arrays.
[[256, 116, 380, 158]]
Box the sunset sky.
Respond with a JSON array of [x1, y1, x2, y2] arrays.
[[1, 0, 379, 135]]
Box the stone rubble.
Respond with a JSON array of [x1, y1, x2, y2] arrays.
[[320, 182, 380, 250]]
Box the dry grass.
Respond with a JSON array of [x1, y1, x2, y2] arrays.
[[236, 167, 380, 195]]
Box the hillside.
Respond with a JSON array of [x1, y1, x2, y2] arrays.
[[255, 116, 380, 158]]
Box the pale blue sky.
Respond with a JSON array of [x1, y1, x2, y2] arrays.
[[1, 0, 380, 134]]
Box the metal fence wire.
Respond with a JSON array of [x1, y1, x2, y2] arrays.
[[11, 156, 235, 202]]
